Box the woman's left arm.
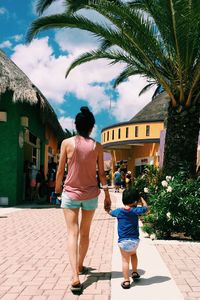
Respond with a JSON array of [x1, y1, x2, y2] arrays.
[[55, 140, 67, 194]]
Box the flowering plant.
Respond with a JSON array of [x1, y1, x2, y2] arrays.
[[142, 174, 200, 240]]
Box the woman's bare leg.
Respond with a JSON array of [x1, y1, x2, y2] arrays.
[[63, 208, 80, 284], [78, 209, 95, 272]]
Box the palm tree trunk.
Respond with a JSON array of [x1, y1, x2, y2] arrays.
[[163, 103, 200, 177]]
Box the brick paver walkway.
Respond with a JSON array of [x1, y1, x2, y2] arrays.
[[1, 191, 200, 300], [155, 242, 200, 300], [0, 192, 116, 300]]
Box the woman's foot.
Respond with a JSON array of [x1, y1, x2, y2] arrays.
[[71, 281, 83, 293], [78, 266, 89, 275], [71, 275, 82, 293]]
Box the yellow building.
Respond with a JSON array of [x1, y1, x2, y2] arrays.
[[101, 93, 169, 177]]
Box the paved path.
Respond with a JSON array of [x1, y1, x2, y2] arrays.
[[155, 241, 200, 300], [0, 192, 116, 300], [111, 193, 184, 300], [0, 190, 200, 300]]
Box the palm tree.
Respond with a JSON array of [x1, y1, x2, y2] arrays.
[[27, 0, 200, 177]]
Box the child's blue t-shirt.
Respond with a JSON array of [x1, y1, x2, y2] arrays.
[[110, 206, 148, 242]]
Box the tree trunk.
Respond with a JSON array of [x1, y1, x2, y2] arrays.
[[162, 103, 200, 177]]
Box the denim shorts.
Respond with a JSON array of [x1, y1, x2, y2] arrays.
[[118, 239, 139, 252], [61, 192, 98, 210]]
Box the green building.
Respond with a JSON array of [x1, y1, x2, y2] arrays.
[[0, 50, 65, 206]]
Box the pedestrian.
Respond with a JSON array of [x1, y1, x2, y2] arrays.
[[55, 106, 111, 293], [120, 169, 126, 189], [125, 171, 132, 189], [36, 165, 48, 203], [114, 168, 121, 192], [47, 159, 57, 199], [108, 188, 148, 289]]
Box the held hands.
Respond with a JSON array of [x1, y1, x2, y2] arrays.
[[104, 195, 111, 212]]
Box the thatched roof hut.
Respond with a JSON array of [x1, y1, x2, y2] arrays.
[[129, 92, 170, 123], [102, 92, 170, 132], [0, 49, 65, 140]]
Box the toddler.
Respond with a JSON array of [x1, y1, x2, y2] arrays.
[[109, 188, 148, 289]]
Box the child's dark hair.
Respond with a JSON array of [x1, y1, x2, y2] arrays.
[[122, 187, 140, 205], [75, 106, 95, 138]]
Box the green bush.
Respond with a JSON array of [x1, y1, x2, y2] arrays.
[[133, 165, 161, 201], [142, 175, 200, 240]]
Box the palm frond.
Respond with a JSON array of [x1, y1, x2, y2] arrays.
[[65, 50, 135, 78], [152, 84, 163, 99], [66, 0, 122, 14], [36, 0, 58, 15], [28, 0, 200, 108], [113, 66, 144, 88], [138, 82, 156, 96]]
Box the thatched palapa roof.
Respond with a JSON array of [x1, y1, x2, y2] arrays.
[[102, 92, 170, 132], [129, 92, 170, 123], [0, 50, 41, 103], [0, 49, 65, 141]]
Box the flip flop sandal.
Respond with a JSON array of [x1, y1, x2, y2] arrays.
[[79, 266, 89, 275], [121, 280, 131, 289], [132, 272, 140, 280], [70, 281, 83, 293]]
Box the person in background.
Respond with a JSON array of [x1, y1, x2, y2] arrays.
[[55, 106, 111, 293], [30, 163, 38, 202], [114, 168, 121, 192], [47, 160, 57, 200], [108, 188, 148, 289], [125, 171, 132, 189]]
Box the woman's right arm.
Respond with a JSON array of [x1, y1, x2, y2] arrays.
[[96, 143, 111, 211], [55, 140, 67, 194]]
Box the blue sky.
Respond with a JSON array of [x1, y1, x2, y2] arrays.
[[0, 0, 154, 141]]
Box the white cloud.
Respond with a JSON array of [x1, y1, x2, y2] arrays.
[[113, 76, 155, 121], [11, 37, 123, 111], [11, 35, 153, 124], [59, 116, 75, 132], [11, 34, 23, 42], [0, 40, 12, 49], [55, 29, 98, 54], [12, 38, 68, 103], [90, 124, 98, 139], [0, 7, 7, 15]]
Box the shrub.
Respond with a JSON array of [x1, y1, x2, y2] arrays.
[[142, 174, 200, 240], [133, 165, 161, 201]]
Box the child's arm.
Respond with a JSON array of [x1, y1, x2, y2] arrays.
[[138, 197, 148, 207], [135, 197, 148, 215]]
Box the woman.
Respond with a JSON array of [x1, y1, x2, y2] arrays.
[[55, 106, 111, 292]]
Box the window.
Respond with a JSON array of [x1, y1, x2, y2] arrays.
[[135, 126, 138, 137], [107, 131, 109, 141], [112, 130, 115, 140], [104, 132, 106, 142], [29, 132, 37, 145], [146, 125, 150, 136], [118, 128, 121, 139], [126, 127, 129, 138], [0, 111, 7, 122]]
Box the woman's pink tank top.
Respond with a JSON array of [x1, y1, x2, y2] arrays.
[[63, 135, 100, 200]]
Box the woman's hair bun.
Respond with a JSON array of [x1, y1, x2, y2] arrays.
[[80, 106, 90, 115]]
